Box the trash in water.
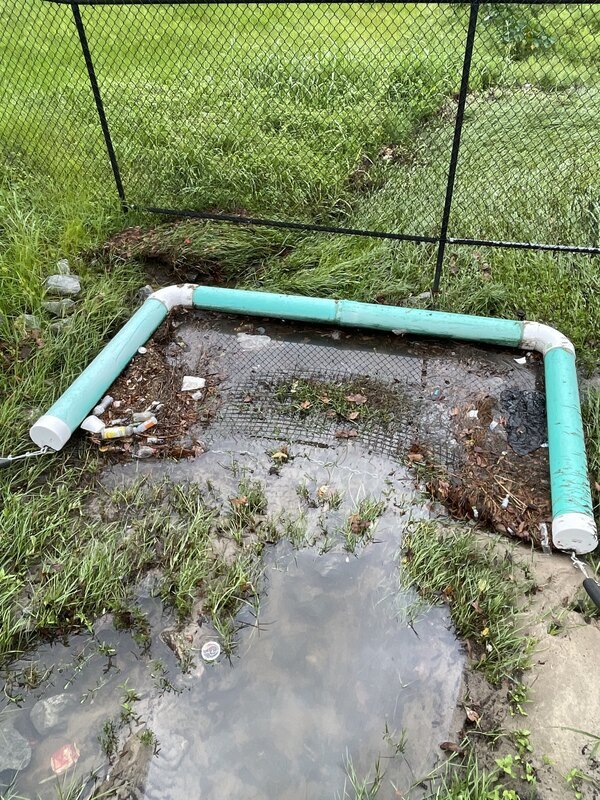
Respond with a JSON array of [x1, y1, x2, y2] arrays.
[[100, 425, 135, 440], [431, 387, 442, 400], [93, 395, 114, 416], [201, 641, 221, 662], [113, 400, 123, 409], [80, 415, 105, 433], [467, 409, 479, 419], [137, 346, 148, 355], [499, 389, 547, 456], [50, 743, 80, 775], [134, 416, 158, 434], [514, 356, 527, 365], [501, 494, 510, 509], [489, 420, 499, 431], [191, 390, 204, 401], [236, 332, 272, 351], [181, 376, 206, 392]]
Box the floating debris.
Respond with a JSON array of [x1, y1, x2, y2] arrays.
[[132, 411, 154, 423], [50, 743, 80, 775], [201, 641, 221, 662], [134, 416, 157, 434]]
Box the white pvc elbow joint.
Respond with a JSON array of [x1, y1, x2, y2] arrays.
[[520, 321, 575, 356], [149, 284, 196, 311]]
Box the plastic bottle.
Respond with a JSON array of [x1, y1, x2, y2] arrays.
[[134, 416, 158, 434], [100, 425, 134, 440], [93, 395, 114, 415]]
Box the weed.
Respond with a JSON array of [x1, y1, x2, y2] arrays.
[[139, 727, 160, 755], [508, 680, 529, 716], [341, 753, 383, 799], [99, 719, 119, 759]]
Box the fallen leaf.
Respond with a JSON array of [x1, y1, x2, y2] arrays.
[[335, 428, 358, 439], [271, 451, 289, 462], [346, 411, 360, 421], [242, 395, 252, 403], [465, 706, 481, 724], [231, 496, 248, 508], [345, 393, 368, 405], [348, 513, 370, 535], [407, 452, 424, 463], [319, 395, 332, 405], [471, 599, 484, 615], [299, 400, 312, 410]]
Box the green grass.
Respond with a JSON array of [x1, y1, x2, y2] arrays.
[[402, 521, 535, 684]]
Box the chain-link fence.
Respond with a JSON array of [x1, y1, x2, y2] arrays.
[[1, 0, 599, 289]]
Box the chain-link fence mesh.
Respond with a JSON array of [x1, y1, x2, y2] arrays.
[[1, 1, 599, 279]]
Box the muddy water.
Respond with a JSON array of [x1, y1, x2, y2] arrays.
[[2, 440, 464, 799]]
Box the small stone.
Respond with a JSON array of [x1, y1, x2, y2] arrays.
[[136, 285, 154, 304], [44, 274, 81, 298], [256, 326, 266, 335], [16, 313, 40, 331], [181, 376, 206, 392], [50, 319, 71, 334], [43, 299, 76, 318], [55, 258, 70, 275], [0, 716, 31, 772], [30, 694, 76, 735]]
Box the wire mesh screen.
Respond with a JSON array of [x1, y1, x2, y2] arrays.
[[1, 0, 599, 281]]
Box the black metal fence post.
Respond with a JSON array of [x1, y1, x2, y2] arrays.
[[70, 2, 128, 212], [432, 0, 480, 294]]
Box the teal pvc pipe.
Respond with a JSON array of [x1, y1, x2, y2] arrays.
[[191, 286, 524, 347], [43, 298, 168, 436], [544, 347, 594, 518]]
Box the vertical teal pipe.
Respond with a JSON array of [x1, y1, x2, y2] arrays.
[[191, 286, 523, 346], [37, 298, 168, 438], [544, 347, 594, 518]]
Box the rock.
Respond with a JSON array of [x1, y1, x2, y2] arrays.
[[181, 376, 206, 392], [0, 715, 31, 772], [44, 274, 81, 298], [43, 299, 76, 317], [15, 313, 40, 331], [30, 693, 76, 735], [55, 258, 70, 275], [136, 285, 154, 304], [50, 319, 71, 334]]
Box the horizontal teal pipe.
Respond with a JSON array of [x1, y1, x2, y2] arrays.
[[545, 347, 593, 518], [191, 286, 524, 347]]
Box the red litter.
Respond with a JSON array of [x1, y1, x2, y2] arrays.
[[51, 743, 80, 775]]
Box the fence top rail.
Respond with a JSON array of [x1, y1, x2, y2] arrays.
[[42, 0, 600, 6]]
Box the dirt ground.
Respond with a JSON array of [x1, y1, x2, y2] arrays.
[[456, 536, 600, 798]]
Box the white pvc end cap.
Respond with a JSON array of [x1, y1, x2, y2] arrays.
[[552, 512, 598, 554], [29, 415, 72, 451]]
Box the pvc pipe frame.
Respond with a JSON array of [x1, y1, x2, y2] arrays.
[[30, 284, 597, 554]]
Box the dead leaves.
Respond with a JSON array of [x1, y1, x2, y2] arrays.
[[335, 428, 358, 440], [345, 393, 367, 405]]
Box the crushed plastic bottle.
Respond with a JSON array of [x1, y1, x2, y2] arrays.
[[133, 446, 157, 459], [134, 416, 157, 434], [132, 411, 154, 423], [93, 395, 114, 415]]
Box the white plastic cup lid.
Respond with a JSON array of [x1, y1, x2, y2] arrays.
[[201, 641, 221, 661]]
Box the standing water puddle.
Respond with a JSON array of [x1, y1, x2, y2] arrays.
[[0, 312, 545, 798]]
